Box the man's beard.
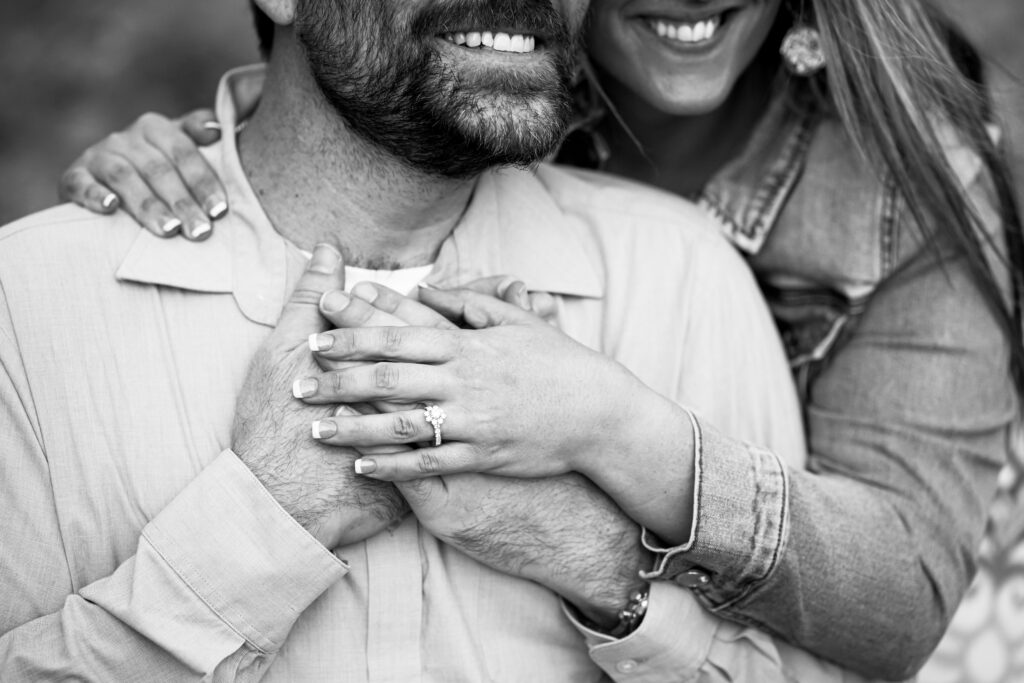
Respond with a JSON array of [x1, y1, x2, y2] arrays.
[[296, 0, 577, 179]]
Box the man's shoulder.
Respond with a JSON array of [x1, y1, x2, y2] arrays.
[[0, 203, 141, 270], [534, 163, 727, 243]]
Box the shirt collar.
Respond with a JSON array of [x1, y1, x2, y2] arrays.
[[117, 65, 601, 327]]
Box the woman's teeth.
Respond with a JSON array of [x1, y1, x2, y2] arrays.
[[443, 31, 537, 53], [649, 15, 721, 44]]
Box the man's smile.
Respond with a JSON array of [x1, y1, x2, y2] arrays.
[[441, 30, 538, 53]]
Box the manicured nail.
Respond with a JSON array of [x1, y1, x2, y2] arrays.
[[205, 197, 228, 219], [417, 282, 438, 290], [351, 282, 378, 303], [308, 243, 342, 274], [312, 419, 337, 439], [191, 222, 212, 240], [319, 289, 351, 314], [101, 193, 119, 210], [354, 458, 377, 475], [292, 377, 318, 399], [309, 333, 334, 352], [160, 218, 183, 235], [496, 277, 517, 298], [202, 121, 223, 131], [515, 284, 530, 309]]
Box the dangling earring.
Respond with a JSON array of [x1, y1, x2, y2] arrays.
[[780, 24, 826, 76]]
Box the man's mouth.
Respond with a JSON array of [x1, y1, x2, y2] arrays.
[[644, 10, 735, 46], [441, 31, 538, 54]]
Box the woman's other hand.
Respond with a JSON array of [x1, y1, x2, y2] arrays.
[[299, 285, 677, 483], [58, 109, 227, 240]]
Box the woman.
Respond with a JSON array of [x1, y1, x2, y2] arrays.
[[58, 0, 1024, 678]]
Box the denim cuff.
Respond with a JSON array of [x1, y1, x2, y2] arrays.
[[641, 417, 790, 606]]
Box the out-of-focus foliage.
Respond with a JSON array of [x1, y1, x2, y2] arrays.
[[0, 0, 258, 224]]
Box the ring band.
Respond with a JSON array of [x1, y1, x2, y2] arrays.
[[423, 404, 447, 447]]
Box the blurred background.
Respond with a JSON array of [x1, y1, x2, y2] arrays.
[[0, 0, 258, 224]]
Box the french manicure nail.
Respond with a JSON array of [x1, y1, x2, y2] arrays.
[[312, 420, 337, 439], [308, 243, 342, 274], [351, 282, 378, 303], [354, 458, 377, 475], [320, 289, 351, 313], [202, 121, 223, 131], [160, 218, 183, 235], [292, 378, 318, 399], [205, 198, 228, 219], [191, 222, 212, 240], [101, 193, 119, 210], [417, 282, 438, 290], [308, 333, 334, 352]]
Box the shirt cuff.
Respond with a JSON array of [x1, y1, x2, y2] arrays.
[[563, 582, 718, 682], [640, 417, 790, 607], [140, 450, 349, 654]]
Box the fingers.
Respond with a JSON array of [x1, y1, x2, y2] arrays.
[[457, 275, 531, 311], [351, 282, 457, 329], [57, 110, 229, 240], [308, 326, 459, 363], [319, 290, 408, 330], [178, 108, 222, 145], [59, 166, 120, 214], [275, 244, 346, 343], [418, 287, 540, 329], [353, 444, 480, 482], [292, 361, 452, 404], [310, 405, 465, 447], [140, 114, 229, 234], [528, 291, 558, 321]]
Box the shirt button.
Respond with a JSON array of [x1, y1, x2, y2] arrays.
[[675, 570, 711, 588], [616, 659, 639, 674]]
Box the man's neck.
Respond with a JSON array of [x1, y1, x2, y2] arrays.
[[237, 41, 476, 269]]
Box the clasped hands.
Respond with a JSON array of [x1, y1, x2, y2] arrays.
[[230, 244, 654, 626]]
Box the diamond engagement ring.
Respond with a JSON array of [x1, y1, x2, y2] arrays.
[[423, 404, 447, 447]]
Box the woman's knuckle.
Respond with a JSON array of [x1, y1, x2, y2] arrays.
[[380, 327, 404, 354], [102, 158, 134, 185], [373, 362, 399, 390], [140, 159, 173, 181], [391, 413, 418, 439], [418, 451, 441, 474]]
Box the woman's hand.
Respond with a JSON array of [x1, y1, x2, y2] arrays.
[[58, 109, 227, 240], [297, 285, 664, 482]]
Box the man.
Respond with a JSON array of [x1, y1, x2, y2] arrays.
[[0, 0, 820, 680]]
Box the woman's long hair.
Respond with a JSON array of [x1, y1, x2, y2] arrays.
[[809, 0, 1024, 393]]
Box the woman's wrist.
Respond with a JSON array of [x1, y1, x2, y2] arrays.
[[576, 376, 698, 544]]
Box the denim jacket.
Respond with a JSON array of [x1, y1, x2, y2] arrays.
[[560, 87, 1021, 679]]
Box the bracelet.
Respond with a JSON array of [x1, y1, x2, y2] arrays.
[[606, 587, 650, 638]]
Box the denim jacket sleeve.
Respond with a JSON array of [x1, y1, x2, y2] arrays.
[[644, 167, 1019, 679]]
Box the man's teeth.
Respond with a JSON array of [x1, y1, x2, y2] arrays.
[[650, 16, 721, 44], [443, 31, 537, 53]]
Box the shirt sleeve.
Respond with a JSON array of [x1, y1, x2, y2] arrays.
[[643, 184, 1017, 678], [0, 312, 348, 681]]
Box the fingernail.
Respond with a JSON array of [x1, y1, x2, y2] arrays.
[[312, 419, 337, 439], [308, 243, 342, 274], [516, 285, 530, 309], [101, 193, 119, 210], [309, 333, 334, 352], [351, 282, 378, 303], [202, 121, 223, 131], [160, 218, 183, 235], [191, 222, 212, 240], [292, 377, 318, 399], [319, 289, 350, 314], [205, 197, 228, 220], [417, 282, 438, 290], [354, 458, 377, 475], [496, 277, 517, 298]]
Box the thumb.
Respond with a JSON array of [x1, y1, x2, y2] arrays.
[[276, 243, 346, 336], [396, 477, 445, 511], [417, 287, 538, 329]]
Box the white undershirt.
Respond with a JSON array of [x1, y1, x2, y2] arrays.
[[299, 249, 434, 295]]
